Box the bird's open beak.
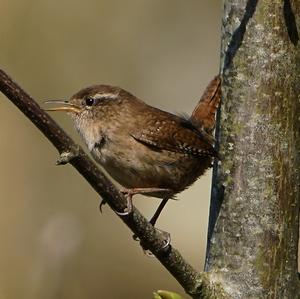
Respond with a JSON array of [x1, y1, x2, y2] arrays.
[[44, 100, 81, 114]]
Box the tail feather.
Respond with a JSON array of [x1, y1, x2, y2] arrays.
[[190, 75, 221, 134]]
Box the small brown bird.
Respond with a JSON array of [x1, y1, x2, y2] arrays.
[[45, 76, 221, 229]]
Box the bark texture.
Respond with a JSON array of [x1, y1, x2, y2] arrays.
[[206, 0, 300, 298]]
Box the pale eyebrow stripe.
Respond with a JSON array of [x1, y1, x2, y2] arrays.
[[93, 93, 119, 99]]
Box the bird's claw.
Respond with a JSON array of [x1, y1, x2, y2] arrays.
[[99, 199, 106, 213], [156, 228, 171, 251], [115, 192, 133, 216], [98, 189, 133, 216], [134, 228, 171, 257]]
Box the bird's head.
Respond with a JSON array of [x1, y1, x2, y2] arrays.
[[45, 85, 126, 121]]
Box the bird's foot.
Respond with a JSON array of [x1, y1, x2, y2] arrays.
[[98, 189, 135, 215], [115, 187, 171, 216], [98, 197, 132, 215], [114, 191, 133, 216], [134, 227, 171, 257]]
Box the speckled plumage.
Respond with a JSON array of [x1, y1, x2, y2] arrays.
[[66, 82, 218, 198]]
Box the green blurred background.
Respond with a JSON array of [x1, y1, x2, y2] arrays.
[[0, 1, 221, 298]]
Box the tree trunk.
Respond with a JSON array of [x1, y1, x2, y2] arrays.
[[205, 0, 300, 298]]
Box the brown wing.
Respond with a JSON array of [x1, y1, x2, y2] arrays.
[[190, 75, 221, 133], [131, 110, 216, 158]]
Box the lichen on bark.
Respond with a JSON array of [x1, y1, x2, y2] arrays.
[[206, 1, 300, 298]]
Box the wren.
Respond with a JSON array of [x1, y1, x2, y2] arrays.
[[45, 76, 221, 228]]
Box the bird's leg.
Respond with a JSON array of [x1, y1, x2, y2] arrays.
[[149, 197, 170, 226], [149, 197, 171, 248], [133, 197, 171, 255], [115, 187, 172, 216], [121, 187, 172, 197], [99, 187, 171, 215], [99, 187, 172, 254]]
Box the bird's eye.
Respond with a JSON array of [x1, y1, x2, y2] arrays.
[[85, 97, 95, 106]]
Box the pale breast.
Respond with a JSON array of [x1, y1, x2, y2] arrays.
[[90, 134, 212, 197]]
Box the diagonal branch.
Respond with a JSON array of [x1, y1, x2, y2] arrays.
[[0, 69, 227, 299]]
